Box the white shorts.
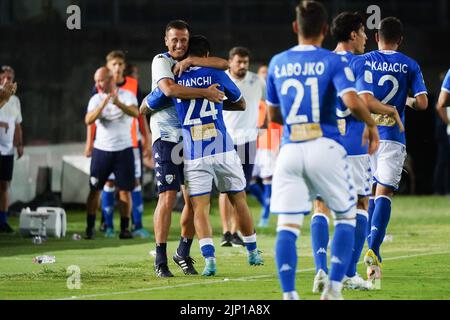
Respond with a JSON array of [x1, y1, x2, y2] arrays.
[[270, 138, 356, 216], [184, 151, 246, 197], [370, 141, 406, 190], [252, 149, 277, 179], [107, 147, 142, 181], [348, 155, 372, 197]]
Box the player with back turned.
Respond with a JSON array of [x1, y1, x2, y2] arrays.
[[362, 17, 428, 284], [266, 0, 379, 300]]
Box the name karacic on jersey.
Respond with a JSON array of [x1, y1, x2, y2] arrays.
[[366, 60, 408, 74], [274, 62, 326, 78]]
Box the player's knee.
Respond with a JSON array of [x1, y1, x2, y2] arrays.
[[357, 196, 369, 211], [334, 207, 356, 226], [105, 180, 115, 188], [313, 199, 331, 216], [158, 190, 177, 211], [277, 214, 304, 235]]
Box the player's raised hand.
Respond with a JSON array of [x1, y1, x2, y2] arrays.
[[205, 84, 225, 103], [111, 90, 120, 106], [362, 124, 380, 155], [0, 82, 17, 101], [173, 57, 193, 77]]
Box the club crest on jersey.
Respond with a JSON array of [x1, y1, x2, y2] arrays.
[[90, 176, 99, 187], [165, 174, 175, 184]]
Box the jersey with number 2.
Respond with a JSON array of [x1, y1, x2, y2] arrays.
[[363, 50, 427, 145]]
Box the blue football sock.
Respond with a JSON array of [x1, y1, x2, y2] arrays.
[[0, 211, 7, 224], [275, 228, 299, 293], [155, 243, 167, 266], [310, 214, 329, 274], [260, 183, 272, 221], [346, 210, 368, 277], [177, 237, 193, 258], [131, 185, 143, 230], [329, 221, 355, 283], [248, 181, 265, 206], [101, 186, 115, 229], [199, 238, 215, 259], [369, 196, 392, 261], [367, 197, 375, 243]]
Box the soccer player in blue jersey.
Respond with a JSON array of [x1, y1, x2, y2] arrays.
[[266, 1, 379, 300], [362, 17, 428, 283], [145, 35, 264, 276], [143, 20, 229, 278], [435, 69, 450, 131], [310, 12, 405, 293]]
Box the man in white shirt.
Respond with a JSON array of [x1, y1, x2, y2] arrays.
[[0, 66, 23, 233], [84, 67, 139, 240], [220, 47, 266, 247]]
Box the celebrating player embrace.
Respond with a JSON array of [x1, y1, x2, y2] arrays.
[[145, 35, 264, 276]]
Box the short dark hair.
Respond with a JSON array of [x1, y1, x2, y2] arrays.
[[187, 35, 211, 57], [379, 17, 403, 44], [106, 50, 126, 62], [165, 20, 191, 34], [296, 1, 328, 38], [229, 46, 250, 60], [331, 12, 364, 42], [1, 65, 14, 75]]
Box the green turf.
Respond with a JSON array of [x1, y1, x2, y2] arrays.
[[0, 195, 449, 300]]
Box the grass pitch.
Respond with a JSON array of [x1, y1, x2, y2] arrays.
[[0, 195, 449, 300]]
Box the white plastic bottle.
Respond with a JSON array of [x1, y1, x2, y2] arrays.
[[33, 255, 56, 264]]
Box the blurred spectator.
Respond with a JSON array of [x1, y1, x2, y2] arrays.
[[0, 66, 23, 233]]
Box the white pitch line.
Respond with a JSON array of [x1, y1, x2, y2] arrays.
[[58, 250, 450, 300]]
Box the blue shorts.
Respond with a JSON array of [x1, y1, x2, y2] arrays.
[[234, 140, 256, 187], [90, 148, 135, 191], [0, 155, 14, 181], [153, 139, 184, 194]]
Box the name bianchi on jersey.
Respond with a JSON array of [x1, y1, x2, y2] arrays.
[[274, 62, 325, 78], [177, 76, 213, 87], [366, 60, 408, 73]]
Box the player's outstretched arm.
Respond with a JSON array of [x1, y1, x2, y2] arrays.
[[435, 90, 450, 124], [406, 94, 428, 111], [360, 93, 405, 132], [223, 97, 246, 111], [158, 79, 224, 103], [173, 56, 229, 77], [342, 91, 379, 154]]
